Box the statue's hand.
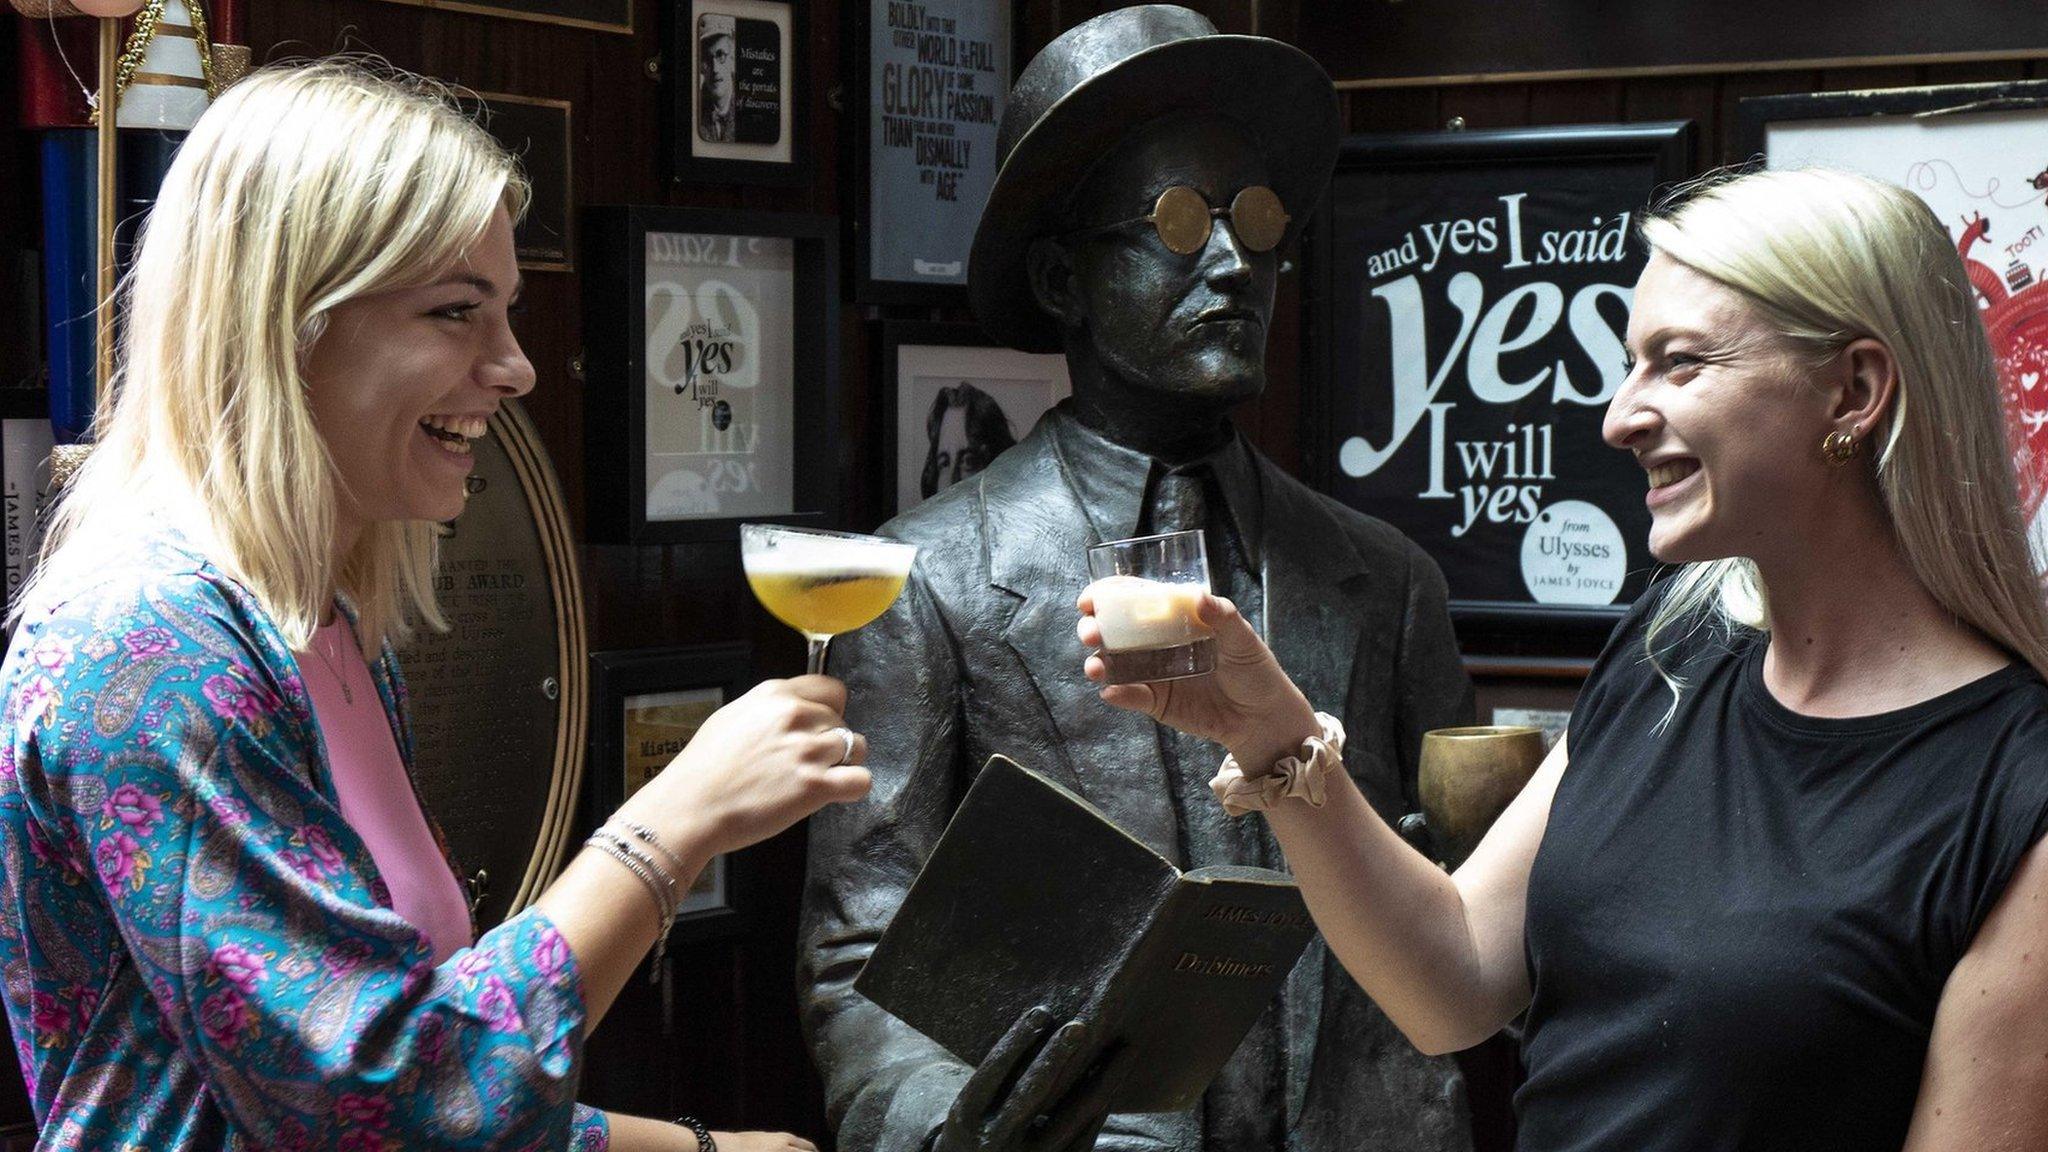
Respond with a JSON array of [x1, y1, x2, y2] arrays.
[[1077, 588, 1319, 770], [934, 1007, 1129, 1152]]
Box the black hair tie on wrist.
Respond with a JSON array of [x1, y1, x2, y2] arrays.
[[675, 1115, 716, 1152]]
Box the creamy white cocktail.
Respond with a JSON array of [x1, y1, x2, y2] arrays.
[[1086, 530, 1216, 683]]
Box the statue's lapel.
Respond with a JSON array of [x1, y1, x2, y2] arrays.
[[1253, 457, 1378, 1122], [1257, 459, 1373, 723], [984, 433, 1181, 860]]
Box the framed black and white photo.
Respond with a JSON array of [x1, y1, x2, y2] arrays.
[[881, 321, 1067, 515], [478, 92, 574, 272], [671, 0, 807, 186], [1741, 81, 2048, 564], [847, 0, 1013, 304], [1303, 122, 1694, 649], [374, 0, 632, 34], [582, 207, 839, 543], [588, 644, 756, 939]]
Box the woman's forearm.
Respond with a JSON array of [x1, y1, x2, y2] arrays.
[[1262, 770, 1525, 1054], [532, 834, 714, 1033], [603, 1112, 701, 1151]]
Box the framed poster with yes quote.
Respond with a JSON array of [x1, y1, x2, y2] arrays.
[[1304, 122, 1694, 650], [582, 207, 839, 543]]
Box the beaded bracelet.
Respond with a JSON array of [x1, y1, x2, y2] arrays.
[[597, 819, 694, 976], [585, 831, 677, 945], [590, 827, 679, 908], [614, 817, 690, 878], [674, 1115, 716, 1152]]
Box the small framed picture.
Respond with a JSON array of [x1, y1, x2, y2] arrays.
[[588, 644, 756, 939], [671, 0, 808, 186], [846, 0, 1015, 304], [582, 207, 840, 543], [881, 321, 1069, 516], [1470, 656, 1590, 753], [477, 92, 574, 273]]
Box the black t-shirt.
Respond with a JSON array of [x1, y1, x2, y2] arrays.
[[1519, 589, 2048, 1151]]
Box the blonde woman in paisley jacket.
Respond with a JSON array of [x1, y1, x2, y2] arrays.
[[0, 60, 867, 1152]]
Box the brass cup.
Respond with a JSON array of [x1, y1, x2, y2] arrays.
[[1407, 725, 1547, 870]]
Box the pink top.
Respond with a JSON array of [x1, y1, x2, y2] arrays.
[[299, 617, 475, 964]]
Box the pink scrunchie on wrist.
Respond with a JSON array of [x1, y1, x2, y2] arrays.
[[1209, 712, 1347, 818]]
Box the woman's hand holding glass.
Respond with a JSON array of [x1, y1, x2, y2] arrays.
[[1077, 585, 1319, 772], [616, 674, 872, 867]]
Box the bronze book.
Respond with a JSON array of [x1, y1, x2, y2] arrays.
[[854, 754, 1317, 1113]]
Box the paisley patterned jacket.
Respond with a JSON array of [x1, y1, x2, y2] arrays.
[[0, 533, 609, 1150]]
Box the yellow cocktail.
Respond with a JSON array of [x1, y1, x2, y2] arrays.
[[740, 524, 919, 674], [746, 568, 909, 637]]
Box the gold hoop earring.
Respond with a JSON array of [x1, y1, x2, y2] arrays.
[[1821, 430, 1859, 466]]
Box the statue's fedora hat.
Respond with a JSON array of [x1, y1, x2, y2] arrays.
[[968, 5, 1338, 352]]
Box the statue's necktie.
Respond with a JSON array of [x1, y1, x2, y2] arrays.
[[1141, 463, 1286, 1148], [1147, 465, 1206, 533], [1145, 464, 1261, 631]]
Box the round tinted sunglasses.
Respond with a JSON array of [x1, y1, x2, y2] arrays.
[[1062, 185, 1291, 256]]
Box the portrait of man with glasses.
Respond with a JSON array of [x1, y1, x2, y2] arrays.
[[799, 7, 1481, 1152], [696, 15, 738, 145]]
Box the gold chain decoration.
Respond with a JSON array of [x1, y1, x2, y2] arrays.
[[89, 0, 216, 125]]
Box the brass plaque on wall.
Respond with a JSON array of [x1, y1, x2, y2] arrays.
[[401, 398, 588, 930]]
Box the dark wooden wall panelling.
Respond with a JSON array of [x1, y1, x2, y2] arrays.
[[1342, 59, 2044, 165], [5, 1, 2038, 1146]]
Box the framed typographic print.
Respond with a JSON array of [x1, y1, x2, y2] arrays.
[[582, 207, 839, 543], [1304, 121, 1695, 650], [587, 644, 756, 940], [1741, 80, 2048, 560], [670, 0, 808, 186], [881, 321, 1068, 516], [477, 92, 574, 272], [847, 0, 1013, 304]]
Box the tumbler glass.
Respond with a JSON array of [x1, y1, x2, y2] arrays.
[[1085, 529, 1216, 684]]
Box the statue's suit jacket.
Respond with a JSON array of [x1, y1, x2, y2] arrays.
[[798, 414, 1477, 1152]]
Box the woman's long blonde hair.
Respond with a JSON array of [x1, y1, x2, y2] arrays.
[[1640, 167, 2048, 703], [19, 58, 529, 650]]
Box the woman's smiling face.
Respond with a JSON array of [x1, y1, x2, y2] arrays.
[[1604, 251, 1841, 565], [301, 207, 534, 539]]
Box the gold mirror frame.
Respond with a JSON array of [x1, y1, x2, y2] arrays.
[[497, 400, 588, 912], [403, 398, 588, 925]]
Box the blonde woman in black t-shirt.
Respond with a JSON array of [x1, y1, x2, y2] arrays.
[[1080, 167, 2048, 1152]]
